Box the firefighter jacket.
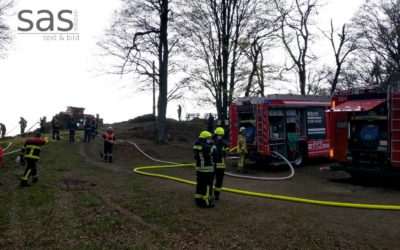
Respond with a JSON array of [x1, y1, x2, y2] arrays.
[[52, 118, 60, 129], [102, 132, 116, 144], [22, 137, 47, 160], [193, 139, 216, 173], [0, 146, 3, 166], [213, 138, 229, 169], [237, 134, 248, 154]]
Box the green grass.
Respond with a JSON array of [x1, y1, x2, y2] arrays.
[[1, 133, 400, 249]]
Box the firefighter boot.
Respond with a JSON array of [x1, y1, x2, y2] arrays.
[[20, 180, 31, 187], [109, 156, 113, 163], [32, 177, 38, 183], [214, 191, 220, 201], [104, 156, 108, 162]]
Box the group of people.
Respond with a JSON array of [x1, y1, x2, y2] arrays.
[[193, 126, 248, 208], [83, 117, 99, 143], [17, 124, 115, 187], [39, 116, 62, 140], [193, 127, 230, 208], [5, 111, 249, 209]]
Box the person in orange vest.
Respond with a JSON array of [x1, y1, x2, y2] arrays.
[[102, 127, 116, 163], [237, 127, 248, 173], [20, 132, 48, 187]]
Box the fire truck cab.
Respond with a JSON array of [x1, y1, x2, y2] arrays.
[[230, 95, 331, 166], [328, 85, 400, 175]]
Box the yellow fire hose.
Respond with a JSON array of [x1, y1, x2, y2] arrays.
[[131, 142, 400, 211]]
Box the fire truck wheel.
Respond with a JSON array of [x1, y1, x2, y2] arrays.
[[292, 151, 303, 167]]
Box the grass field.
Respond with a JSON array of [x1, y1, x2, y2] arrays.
[[1, 129, 400, 249]]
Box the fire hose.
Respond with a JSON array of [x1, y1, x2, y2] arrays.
[[130, 141, 400, 211], [224, 151, 295, 181]]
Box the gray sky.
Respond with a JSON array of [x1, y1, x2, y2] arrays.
[[0, 0, 364, 135]]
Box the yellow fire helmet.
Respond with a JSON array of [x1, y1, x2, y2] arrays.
[[199, 131, 212, 139], [214, 127, 225, 136]]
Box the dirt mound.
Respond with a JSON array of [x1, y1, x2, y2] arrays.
[[103, 115, 208, 143]]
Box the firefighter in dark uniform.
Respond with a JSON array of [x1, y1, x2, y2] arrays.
[[83, 118, 92, 143], [68, 116, 78, 142], [193, 131, 216, 208], [213, 127, 230, 200], [51, 115, 60, 140], [19, 117, 27, 137], [102, 127, 116, 163], [20, 132, 48, 187]]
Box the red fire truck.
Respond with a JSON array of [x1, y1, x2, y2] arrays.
[[229, 95, 331, 166], [328, 85, 400, 176]]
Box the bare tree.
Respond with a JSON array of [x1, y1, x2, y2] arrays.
[[274, 0, 321, 95], [306, 67, 330, 95], [180, 0, 255, 127], [242, 4, 279, 97], [0, 0, 13, 58], [351, 0, 400, 87], [322, 20, 358, 94], [99, 0, 182, 141]]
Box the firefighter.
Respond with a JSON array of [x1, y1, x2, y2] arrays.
[[39, 116, 47, 133], [0, 123, 6, 138], [90, 118, 97, 139], [19, 117, 27, 137], [0, 145, 3, 167], [51, 115, 60, 140], [83, 118, 92, 143], [20, 132, 48, 187], [213, 127, 230, 200], [193, 131, 216, 208], [102, 127, 116, 163], [68, 116, 78, 142], [237, 127, 248, 173]]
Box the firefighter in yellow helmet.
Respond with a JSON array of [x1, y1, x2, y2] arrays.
[[20, 132, 48, 187], [212, 127, 229, 200], [193, 130, 216, 208], [237, 127, 248, 173]]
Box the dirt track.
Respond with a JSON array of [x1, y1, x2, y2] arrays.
[[82, 137, 400, 249]]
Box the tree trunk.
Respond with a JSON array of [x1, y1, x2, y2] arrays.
[[330, 64, 341, 95], [157, 0, 169, 141], [299, 68, 306, 96]]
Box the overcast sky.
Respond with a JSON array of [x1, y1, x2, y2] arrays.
[[0, 0, 364, 135]]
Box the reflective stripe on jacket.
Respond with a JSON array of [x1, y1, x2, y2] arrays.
[[23, 137, 47, 160], [193, 140, 215, 172], [213, 138, 229, 169]]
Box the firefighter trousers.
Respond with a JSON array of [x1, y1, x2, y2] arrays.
[[69, 130, 75, 142], [237, 153, 245, 171], [21, 158, 38, 185], [195, 171, 214, 208], [103, 143, 114, 162], [52, 129, 60, 140], [214, 168, 225, 199]]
